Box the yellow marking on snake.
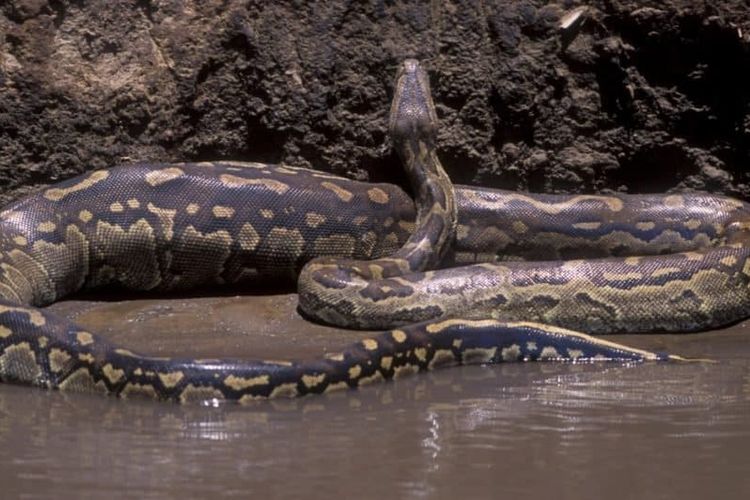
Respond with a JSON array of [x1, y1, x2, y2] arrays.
[[95, 219, 160, 289], [348, 365, 362, 379], [398, 221, 416, 233], [260, 209, 274, 219], [302, 373, 327, 389], [37, 222, 56, 233], [501, 344, 521, 361], [0, 305, 46, 327], [368, 264, 384, 280], [127, 199, 140, 209], [652, 267, 683, 278], [0, 326, 11, 338], [721, 256, 738, 266], [102, 363, 125, 384], [12, 236, 26, 246], [76, 331, 94, 346], [603, 272, 643, 281], [573, 222, 602, 230], [391, 330, 407, 343], [147, 203, 177, 241], [664, 195, 685, 208], [144, 167, 184, 187], [473, 193, 624, 214], [179, 385, 225, 404], [425, 318, 500, 334], [186, 203, 200, 214], [539, 346, 561, 359], [0, 263, 31, 304], [44, 171, 109, 201], [636, 221, 656, 231], [567, 349, 584, 359], [456, 224, 470, 240], [324, 381, 349, 393], [742, 259, 750, 277], [237, 394, 265, 403], [110, 202, 124, 213], [393, 364, 418, 378], [357, 370, 384, 386], [78, 210, 93, 223], [414, 347, 428, 362], [429, 349, 455, 369], [200, 160, 267, 169], [683, 252, 704, 261], [78, 353, 95, 363], [0, 343, 40, 381], [463, 347, 497, 364], [262, 359, 293, 367], [224, 374, 269, 390], [367, 188, 389, 204], [275, 166, 298, 175], [265, 228, 304, 260], [269, 383, 299, 398], [212, 206, 235, 218], [512, 221, 528, 234], [48, 348, 71, 373], [40, 337, 50, 350], [313, 234, 356, 255], [362, 339, 378, 351], [158, 371, 185, 388], [219, 174, 290, 194], [121, 383, 158, 399], [305, 213, 326, 228], [321, 181, 354, 202], [58, 368, 108, 393], [238, 223, 260, 251], [380, 356, 393, 370]]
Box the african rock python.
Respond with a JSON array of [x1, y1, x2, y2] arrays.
[[0, 60, 747, 402]]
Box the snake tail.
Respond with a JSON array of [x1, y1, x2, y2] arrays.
[[0, 300, 668, 402]]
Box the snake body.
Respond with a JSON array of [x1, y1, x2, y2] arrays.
[[0, 60, 746, 402]]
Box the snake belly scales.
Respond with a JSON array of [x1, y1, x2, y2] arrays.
[[0, 60, 747, 403]]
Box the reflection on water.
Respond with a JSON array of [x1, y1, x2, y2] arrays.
[[1, 352, 749, 499]]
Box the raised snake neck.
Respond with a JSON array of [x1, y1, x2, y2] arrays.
[[0, 60, 747, 402]]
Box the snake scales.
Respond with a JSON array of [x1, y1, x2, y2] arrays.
[[0, 60, 747, 403]]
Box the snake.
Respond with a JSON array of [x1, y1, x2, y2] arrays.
[[0, 59, 747, 403]]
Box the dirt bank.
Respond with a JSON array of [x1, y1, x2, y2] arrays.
[[1, 1, 749, 204]]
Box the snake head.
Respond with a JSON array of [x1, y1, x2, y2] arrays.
[[389, 59, 438, 148]]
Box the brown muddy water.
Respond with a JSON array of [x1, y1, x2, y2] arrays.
[[1, 294, 749, 499]]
